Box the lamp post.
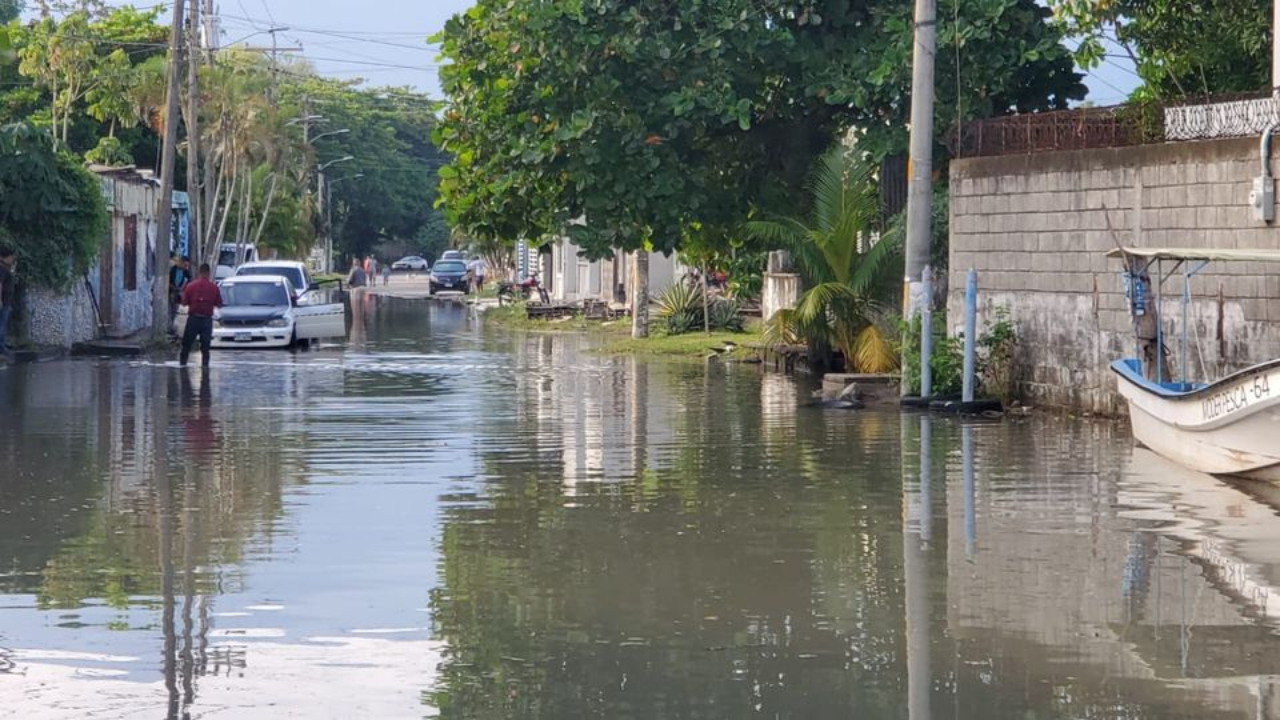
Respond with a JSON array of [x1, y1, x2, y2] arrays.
[[317, 156, 355, 272]]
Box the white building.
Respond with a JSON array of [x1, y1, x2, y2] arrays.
[[546, 237, 685, 304]]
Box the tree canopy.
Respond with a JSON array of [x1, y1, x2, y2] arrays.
[[435, 0, 1085, 259], [1049, 0, 1271, 98]]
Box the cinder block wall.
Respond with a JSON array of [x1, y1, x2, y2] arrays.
[[949, 137, 1280, 415]]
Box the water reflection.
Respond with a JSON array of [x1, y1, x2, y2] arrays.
[[4, 301, 1280, 717]]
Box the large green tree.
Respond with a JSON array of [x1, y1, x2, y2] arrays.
[[1050, 0, 1271, 98], [435, 0, 1083, 335]]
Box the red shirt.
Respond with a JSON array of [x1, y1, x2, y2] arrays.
[[181, 277, 223, 317]]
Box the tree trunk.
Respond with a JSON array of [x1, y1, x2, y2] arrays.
[[251, 172, 278, 247], [701, 264, 710, 335], [631, 250, 649, 339]]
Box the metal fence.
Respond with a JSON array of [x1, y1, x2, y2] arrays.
[[953, 91, 1274, 158]]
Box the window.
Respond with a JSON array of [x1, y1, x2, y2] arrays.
[[123, 215, 138, 291]]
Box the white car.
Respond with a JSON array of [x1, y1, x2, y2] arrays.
[[392, 255, 429, 271], [233, 261, 317, 301], [178, 275, 345, 349]]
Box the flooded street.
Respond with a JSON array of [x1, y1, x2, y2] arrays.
[[4, 297, 1280, 718]]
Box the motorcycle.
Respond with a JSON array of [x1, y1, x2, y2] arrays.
[[497, 272, 551, 305]]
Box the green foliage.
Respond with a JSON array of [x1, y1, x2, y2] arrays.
[[979, 307, 1019, 404], [0, 1, 21, 24], [0, 123, 109, 290], [435, 0, 1084, 260], [83, 134, 131, 166], [899, 307, 1020, 399], [747, 146, 902, 372], [655, 282, 742, 335], [1049, 0, 1269, 97]]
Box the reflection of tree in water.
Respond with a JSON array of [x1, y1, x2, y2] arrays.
[[1, 362, 310, 718], [429, 355, 913, 717]]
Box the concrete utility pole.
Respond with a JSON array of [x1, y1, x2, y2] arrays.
[[153, 0, 186, 342], [185, 0, 201, 263], [903, 0, 937, 318]]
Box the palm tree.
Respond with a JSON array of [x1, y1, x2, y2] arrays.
[[746, 146, 902, 373]]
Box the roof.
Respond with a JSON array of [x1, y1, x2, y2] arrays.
[[238, 260, 307, 268], [1106, 247, 1280, 263]]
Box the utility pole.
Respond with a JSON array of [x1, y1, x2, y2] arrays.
[[153, 0, 186, 342], [904, 0, 937, 311], [185, 0, 202, 264], [902, 0, 937, 387]]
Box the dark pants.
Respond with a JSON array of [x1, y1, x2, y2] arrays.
[[180, 316, 214, 366], [0, 305, 11, 354]]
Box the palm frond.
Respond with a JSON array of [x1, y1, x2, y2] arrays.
[[846, 323, 898, 374], [793, 281, 861, 326], [744, 218, 809, 248], [762, 308, 802, 348], [846, 227, 903, 296]]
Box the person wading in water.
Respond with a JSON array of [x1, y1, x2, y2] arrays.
[[179, 263, 223, 368]]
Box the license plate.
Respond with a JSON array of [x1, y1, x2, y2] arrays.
[[234, 332, 252, 343]]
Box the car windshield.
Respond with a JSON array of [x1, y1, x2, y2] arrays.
[[237, 266, 305, 291], [433, 261, 466, 273], [218, 248, 255, 267], [222, 282, 290, 307]]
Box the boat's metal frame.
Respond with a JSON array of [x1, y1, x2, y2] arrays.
[[1108, 247, 1280, 482]]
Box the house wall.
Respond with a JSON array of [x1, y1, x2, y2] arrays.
[[948, 137, 1280, 414], [24, 176, 158, 348], [550, 238, 684, 304]]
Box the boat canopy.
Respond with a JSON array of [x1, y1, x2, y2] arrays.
[[1106, 247, 1280, 263]]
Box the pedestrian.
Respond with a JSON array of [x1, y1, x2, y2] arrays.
[[168, 254, 191, 336], [0, 247, 16, 357], [381, 264, 391, 287], [368, 255, 379, 282], [179, 263, 222, 368], [471, 256, 487, 293], [347, 257, 368, 288]]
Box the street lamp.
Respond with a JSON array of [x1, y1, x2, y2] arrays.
[[319, 155, 355, 172], [317, 157, 356, 272], [311, 128, 350, 143]]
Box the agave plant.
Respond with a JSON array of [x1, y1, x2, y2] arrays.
[[747, 146, 902, 373]]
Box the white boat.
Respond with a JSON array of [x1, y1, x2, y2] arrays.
[[1109, 247, 1280, 482], [1113, 358, 1280, 481]]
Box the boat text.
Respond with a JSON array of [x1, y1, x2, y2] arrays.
[[1201, 374, 1271, 422]]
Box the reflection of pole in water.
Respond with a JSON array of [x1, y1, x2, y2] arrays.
[[155, 369, 178, 719], [903, 415, 932, 720], [962, 424, 976, 557]]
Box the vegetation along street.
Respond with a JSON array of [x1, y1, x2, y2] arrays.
[[5, 0, 1280, 718]]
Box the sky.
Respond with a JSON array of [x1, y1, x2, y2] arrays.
[[30, 1, 1139, 103]]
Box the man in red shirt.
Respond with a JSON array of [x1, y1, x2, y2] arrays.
[[179, 263, 223, 367]]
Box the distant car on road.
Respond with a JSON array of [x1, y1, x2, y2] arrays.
[[392, 255, 429, 271], [440, 250, 464, 261], [429, 259, 470, 294], [233, 261, 315, 301]]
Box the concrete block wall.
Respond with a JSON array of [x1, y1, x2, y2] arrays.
[[949, 137, 1280, 414]]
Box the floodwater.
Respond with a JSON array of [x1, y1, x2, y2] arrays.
[[4, 298, 1280, 719]]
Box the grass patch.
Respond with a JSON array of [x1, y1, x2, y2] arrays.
[[597, 328, 759, 359]]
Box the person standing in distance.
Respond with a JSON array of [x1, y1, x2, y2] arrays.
[[179, 263, 222, 367], [0, 247, 16, 357], [347, 257, 368, 288]]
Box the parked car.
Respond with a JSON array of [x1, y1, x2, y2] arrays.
[[392, 255, 429, 271], [233, 261, 315, 301], [440, 250, 464, 261], [429, 259, 470, 294], [176, 275, 345, 349], [215, 243, 259, 280]]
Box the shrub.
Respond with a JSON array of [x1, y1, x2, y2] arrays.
[[655, 282, 743, 335]]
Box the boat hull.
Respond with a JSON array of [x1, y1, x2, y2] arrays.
[[1113, 359, 1280, 482]]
